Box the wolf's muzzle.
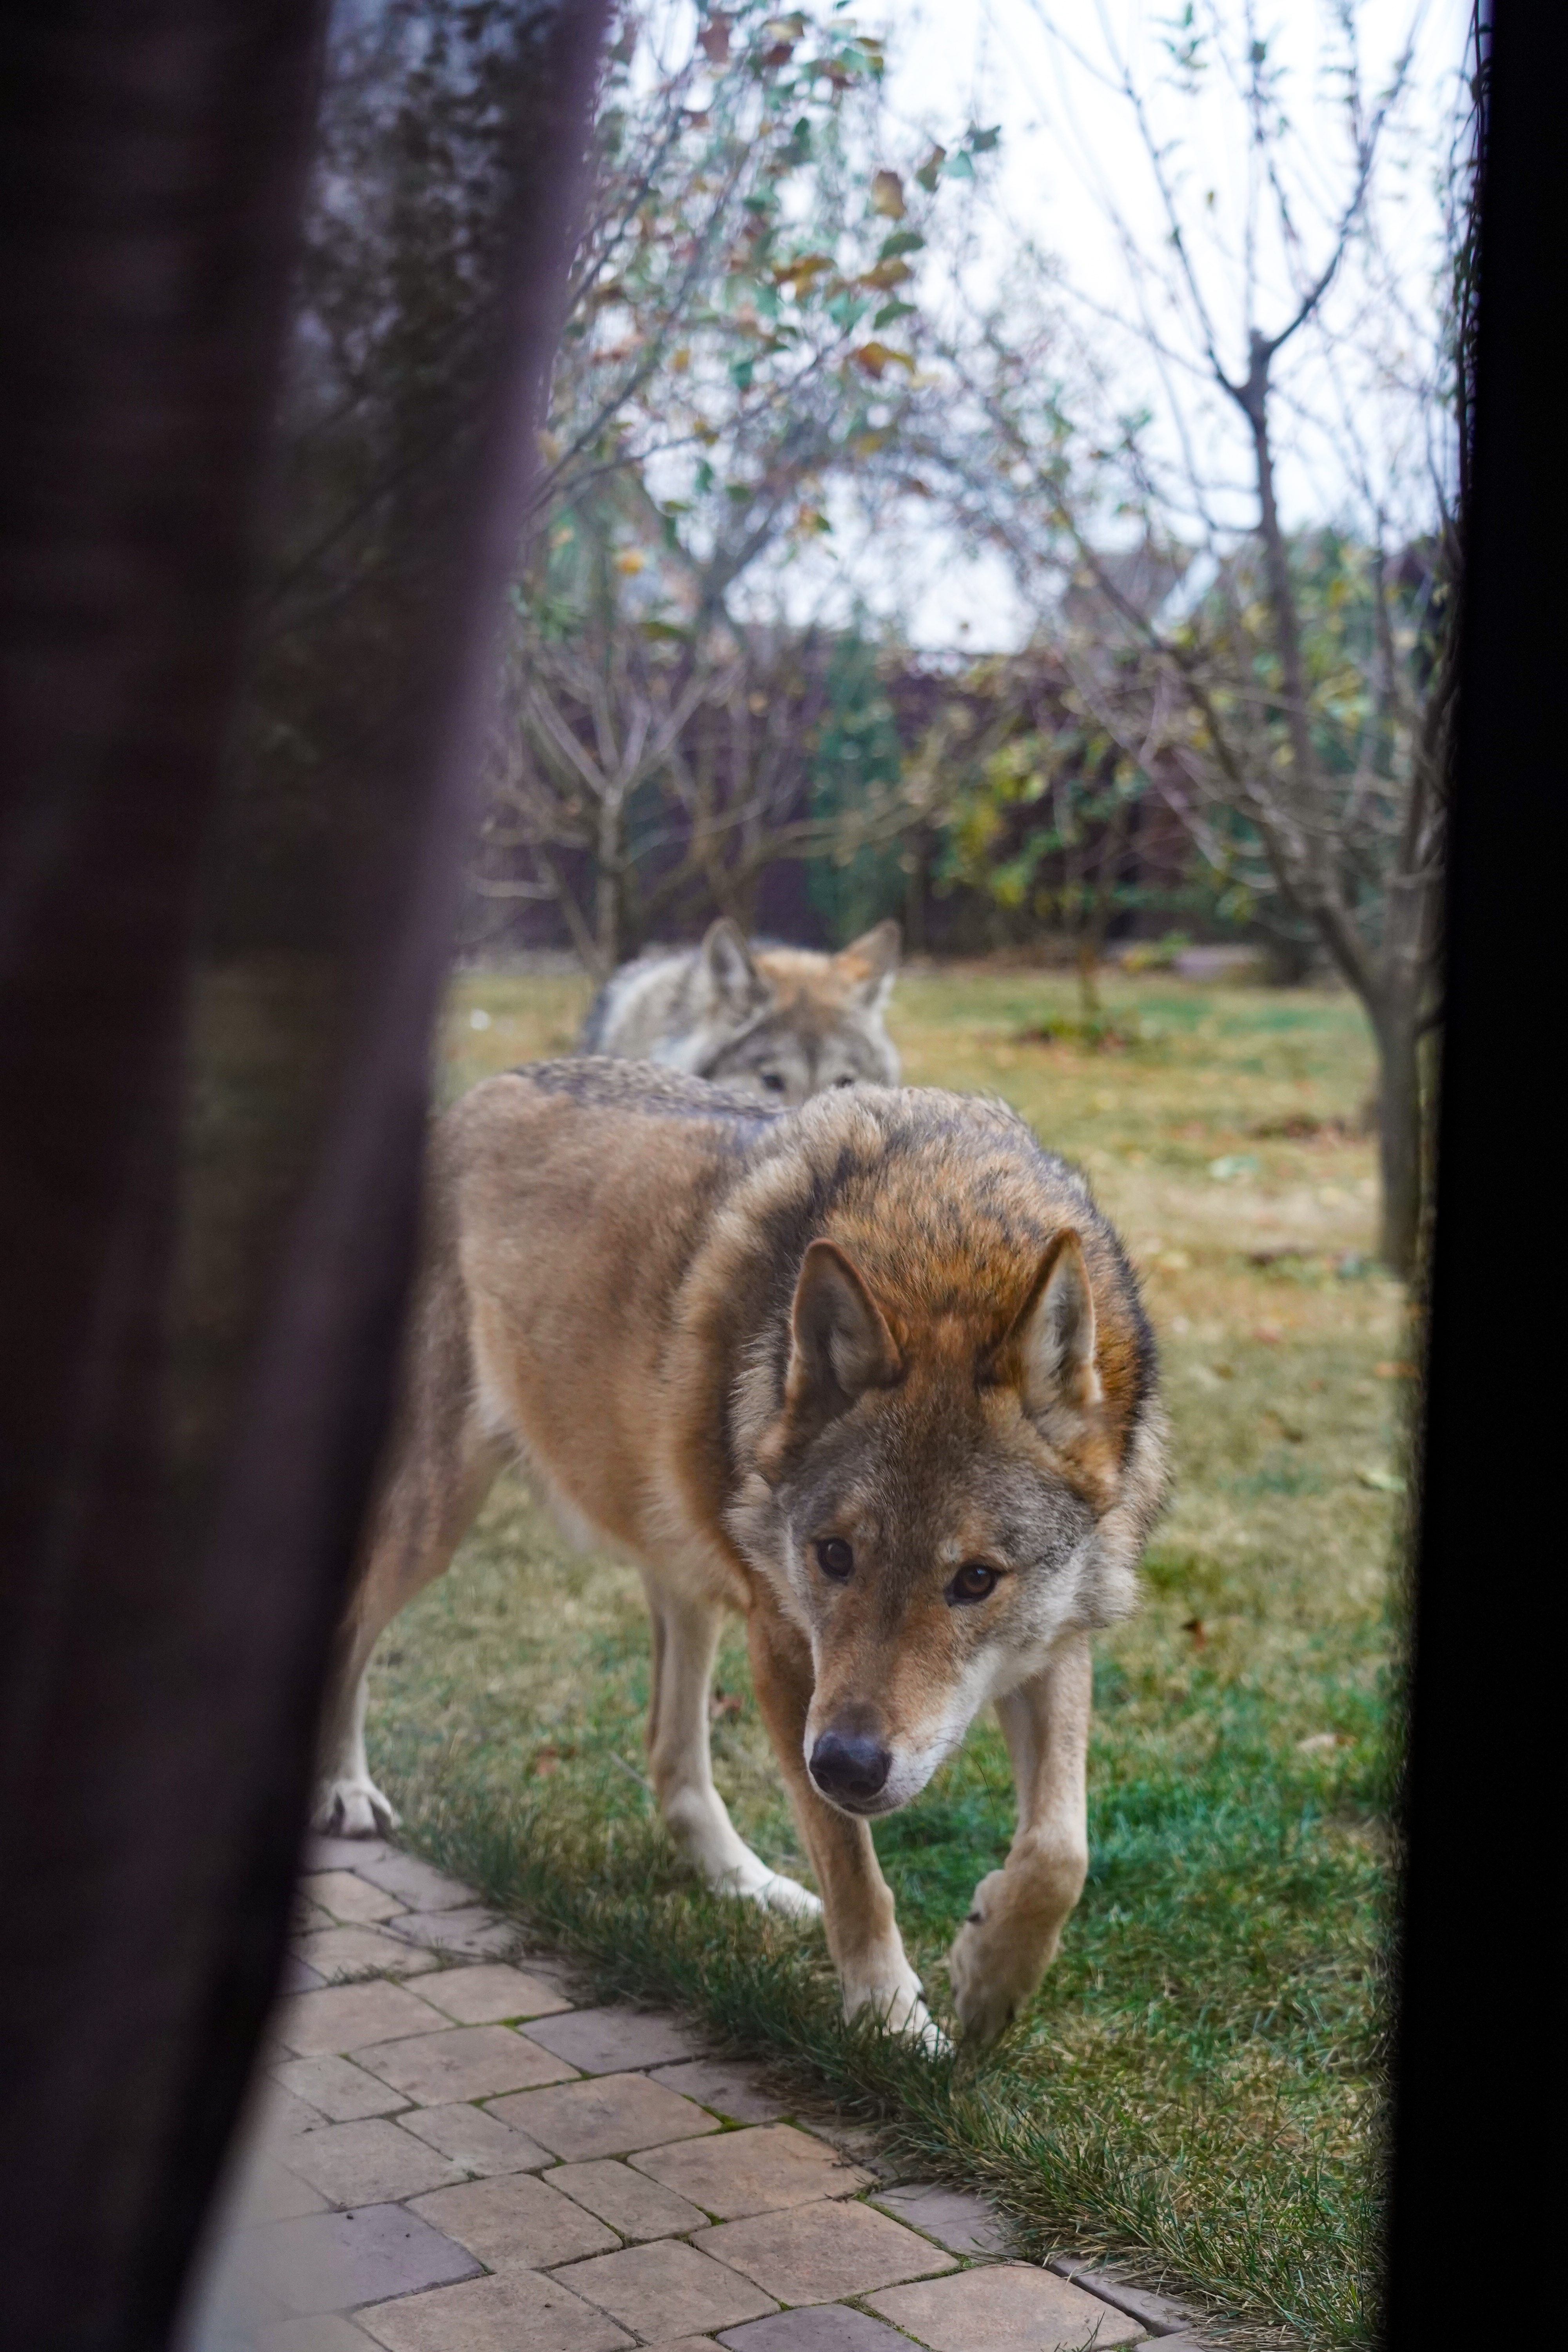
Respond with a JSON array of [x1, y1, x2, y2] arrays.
[[808, 1725, 891, 1805]]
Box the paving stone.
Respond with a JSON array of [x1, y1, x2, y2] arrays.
[[416, 1962, 573, 2025], [172, 2239, 287, 2349], [556, 2241, 778, 2338], [490, 2072, 720, 2161], [865, 2263, 1145, 2350], [228, 2152, 333, 2227], [303, 1834, 392, 1873], [274, 2054, 410, 2122], [694, 2201, 955, 2306], [353, 1852, 481, 1911], [252, 2080, 330, 2143], [512, 1953, 579, 1997], [275, 1981, 446, 2057], [634, 2126, 871, 2221], [400, 2100, 555, 2176], [641, 2341, 725, 2351], [523, 2004, 707, 2075], [296, 1925, 443, 1981], [302, 1870, 408, 1925], [230, 2203, 481, 2317], [648, 2060, 789, 2125], [549, 2158, 710, 2241], [410, 2172, 621, 2268], [384, 1906, 518, 1959], [282, 1956, 328, 1994], [359, 2271, 634, 2351], [871, 2183, 1011, 2258], [355, 2024, 576, 2103], [296, 1898, 340, 1935], [260, 2319, 378, 2350], [283, 2118, 468, 2207], [1046, 2259, 1196, 2335], [719, 2309, 916, 2351]]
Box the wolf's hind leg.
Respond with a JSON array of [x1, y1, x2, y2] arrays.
[[313, 1371, 509, 1837], [643, 1577, 821, 1919], [315, 1655, 397, 1837]]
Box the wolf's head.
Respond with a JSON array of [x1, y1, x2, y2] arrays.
[[691, 918, 900, 1101], [726, 1123, 1163, 1818]]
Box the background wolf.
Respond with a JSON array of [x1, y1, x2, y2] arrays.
[[580, 915, 900, 1100], [316, 1064, 1167, 2048]]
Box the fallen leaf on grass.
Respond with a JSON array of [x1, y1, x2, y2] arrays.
[[1357, 1466, 1406, 1495], [1374, 1361, 1417, 1380], [1297, 1731, 1354, 1753], [1253, 1322, 1283, 1344], [1181, 1616, 1207, 1650]]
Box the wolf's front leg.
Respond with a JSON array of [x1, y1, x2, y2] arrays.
[[947, 1634, 1092, 2045], [747, 1594, 944, 2052], [643, 1577, 820, 1918]]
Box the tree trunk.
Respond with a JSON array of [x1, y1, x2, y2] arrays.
[[594, 790, 623, 975], [1374, 997, 1424, 1279]]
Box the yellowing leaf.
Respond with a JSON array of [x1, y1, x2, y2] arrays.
[[871, 169, 906, 218], [850, 341, 914, 379], [774, 251, 834, 285]]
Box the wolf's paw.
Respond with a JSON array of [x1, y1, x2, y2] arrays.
[[312, 1774, 399, 1837], [947, 1869, 1052, 2046], [844, 1968, 951, 2057], [713, 1853, 824, 1919]]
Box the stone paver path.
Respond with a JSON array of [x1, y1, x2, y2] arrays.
[[180, 1837, 1207, 2351]]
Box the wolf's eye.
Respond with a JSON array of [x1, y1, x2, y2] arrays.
[[815, 1538, 854, 1581], [949, 1561, 1001, 1604], [759, 1071, 787, 1093], [833, 1075, 856, 1087]]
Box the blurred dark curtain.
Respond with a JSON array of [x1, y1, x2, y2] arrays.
[[0, 2, 609, 2345], [1388, 0, 1557, 2339]]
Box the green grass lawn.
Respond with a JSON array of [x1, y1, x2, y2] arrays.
[[370, 961, 1412, 2350]]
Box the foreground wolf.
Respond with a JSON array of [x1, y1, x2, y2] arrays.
[[316, 1066, 1166, 2045], [580, 916, 900, 1100]]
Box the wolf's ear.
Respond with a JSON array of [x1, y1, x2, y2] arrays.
[[700, 917, 768, 1016], [1006, 1230, 1101, 1426], [786, 1240, 901, 1414], [836, 919, 900, 1008]]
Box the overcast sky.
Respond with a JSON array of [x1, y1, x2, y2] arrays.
[[849, 0, 1472, 648]]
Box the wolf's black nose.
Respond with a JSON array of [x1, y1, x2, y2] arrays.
[[809, 1728, 891, 1802]]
